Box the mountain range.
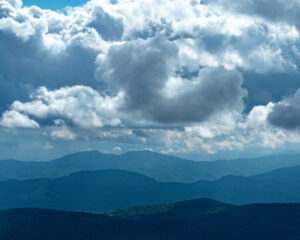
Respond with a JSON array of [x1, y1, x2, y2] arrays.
[[1, 150, 300, 182], [1, 150, 300, 239], [1, 198, 300, 240], [1, 164, 300, 212]]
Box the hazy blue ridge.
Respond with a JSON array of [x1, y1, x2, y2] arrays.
[[1, 150, 300, 183], [1, 167, 300, 212]]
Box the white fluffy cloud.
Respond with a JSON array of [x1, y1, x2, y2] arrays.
[[0, 110, 39, 128], [6, 86, 123, 128]]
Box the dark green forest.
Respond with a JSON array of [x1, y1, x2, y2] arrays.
[[1, 199, 300, 240]]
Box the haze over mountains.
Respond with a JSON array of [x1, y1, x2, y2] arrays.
[[1, 150, 300, 182], [0, 150, 300, 239], [1, 199, 300, 240], [1, 164, 300, 212]]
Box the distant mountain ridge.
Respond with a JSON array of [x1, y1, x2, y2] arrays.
[[1, 166, 300, 212], [1, 199, 300, 240], [1, 150, 300, 182], [251, 165, 300, 184]]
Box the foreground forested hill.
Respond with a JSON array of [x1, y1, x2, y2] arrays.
[[1, 199, 300, 240]]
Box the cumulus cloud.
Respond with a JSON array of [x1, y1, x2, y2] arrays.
[[0, 0, 111, 111], [97, 36, 247, 124], [0, 110, 39, 128], [211, 0, 300, 29], [268, 89, 300, 130], [4, 85, 123, 128], [0, 0, 298, 114], [1, 0, 300, 157], [6, 0, 22, 9], [88, 6, 124, 41]]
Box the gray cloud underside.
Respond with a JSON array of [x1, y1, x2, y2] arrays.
[[212, 0, 300, 29], [88, 6, 124, 41], [268, 89, 300, 130], [0, 30, 98, 111], [97, 37, 246, 123]]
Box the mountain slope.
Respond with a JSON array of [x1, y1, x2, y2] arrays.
[[1, 199, 300, 240], [0, 151, 214, 182], [251, 165, 300, 185], [110, 198, 233, 221], [1, 150, 300, 182], [1, 169, 300, 212]]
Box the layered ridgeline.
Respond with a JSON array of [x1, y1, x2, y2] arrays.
[[1, 150, 300, 182], [1, 199, 300, 240], [1, 166, 300, 212]]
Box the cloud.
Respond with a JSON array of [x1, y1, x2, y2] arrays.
[[4, 85, 123, 128], [268, 89, 300, 130], [113, 146, 122, 152], [0, 1, 108, 112], [51, 126, 77, 140], [1, 0, 300, 157], [88, 6, 124, 41], [0, 110, 39, 128], [0, 28, 100, 110], [6, 0, 22, 9], [97, 36, 247, 124], [0, 0, 298, 114], [211, 0, 300, 29]]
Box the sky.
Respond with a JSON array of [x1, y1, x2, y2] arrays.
[[1, 0, 300, 161], [22, 0, 87, 10]]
